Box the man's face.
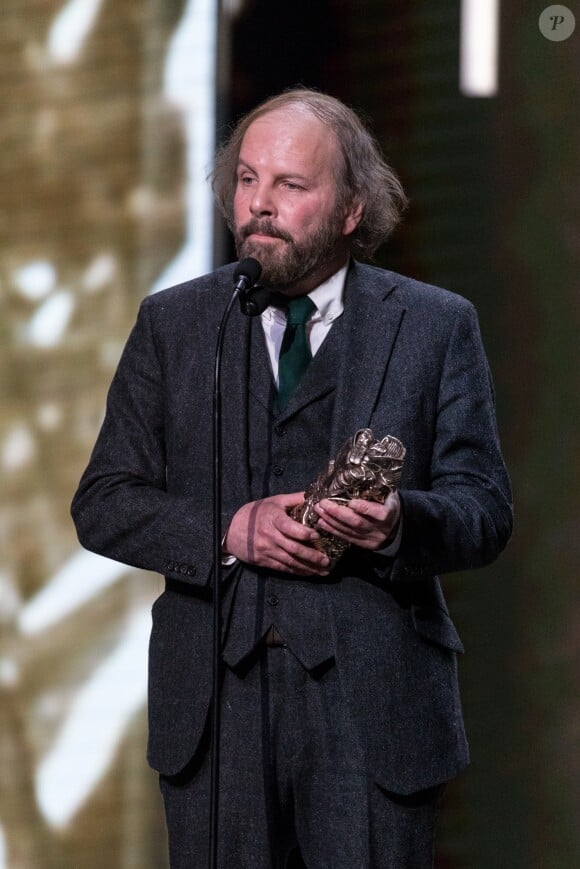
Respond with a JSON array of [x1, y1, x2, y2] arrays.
[[233, 107, 361, 295]]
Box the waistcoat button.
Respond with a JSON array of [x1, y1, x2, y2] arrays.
[[272, 466, 284, 476], [267, 594, 279, 606]]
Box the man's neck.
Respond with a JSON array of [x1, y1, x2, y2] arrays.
[[273, 251, 350, 298]]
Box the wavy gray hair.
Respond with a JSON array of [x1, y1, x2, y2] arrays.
[[212, 88, 408, 259]]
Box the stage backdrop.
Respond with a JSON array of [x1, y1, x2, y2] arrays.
[[0, 1, 218, 866]]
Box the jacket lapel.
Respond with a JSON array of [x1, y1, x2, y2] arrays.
[[218, 301, 253, 512], [330, 262, 406, 454], [247, 317, 277, 411]]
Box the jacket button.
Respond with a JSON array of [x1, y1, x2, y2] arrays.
[[275, 425, 287, 436], [187, 566, 196, 577], [272, 466, 284, 476], [267, 594, 279, 606]]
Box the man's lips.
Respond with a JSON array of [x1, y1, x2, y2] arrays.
[[241, 222, 292, 244], [246, 232, 287, 242]]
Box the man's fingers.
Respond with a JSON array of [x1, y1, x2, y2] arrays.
[[348, 498, 389, 520], [315, 499, 374, 532], [313, 495, 400, 550], [276, 491, 308, 510], [275, 513, 319, 543], [275, 536, 330, 572], [261, 544, 330, 575], [255, 515, 330, 572], [316, 495, 399, 527], [226, 492, 332, 573]]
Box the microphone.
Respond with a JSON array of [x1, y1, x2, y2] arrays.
[[209, 253, 264, 863], [233, 257, 262, 293], [234, 258, 271, 317]]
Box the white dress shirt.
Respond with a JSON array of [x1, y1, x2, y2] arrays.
[[259, 264, 348, 383]]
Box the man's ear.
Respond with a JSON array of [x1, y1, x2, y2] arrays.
[[341, 201, 364, 237]]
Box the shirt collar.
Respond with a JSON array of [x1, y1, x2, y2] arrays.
[[262, 263, 348, 324], [308, 263, 348, 322]]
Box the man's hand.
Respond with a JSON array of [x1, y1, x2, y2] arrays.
[[314, 491, 401, 550], [225, 492, 331, 576]]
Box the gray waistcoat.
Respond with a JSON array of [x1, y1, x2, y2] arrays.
[[222, 314, 347, 672]]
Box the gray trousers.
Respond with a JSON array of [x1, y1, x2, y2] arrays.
[[159, 644, 443, 868]]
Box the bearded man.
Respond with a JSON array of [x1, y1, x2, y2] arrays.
[[72, 89, 512, 868]]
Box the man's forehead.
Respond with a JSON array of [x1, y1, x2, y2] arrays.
[[239, 106, 337, 163], [250, 103, 323, 129], [252, 105, 332, 139]]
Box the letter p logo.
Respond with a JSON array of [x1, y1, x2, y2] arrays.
[[539, 5, 576, 40]]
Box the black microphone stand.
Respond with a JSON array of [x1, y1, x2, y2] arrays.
[[209, 261, 263, 869]]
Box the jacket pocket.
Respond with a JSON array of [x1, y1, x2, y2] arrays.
[[411, 604, 465, 654]]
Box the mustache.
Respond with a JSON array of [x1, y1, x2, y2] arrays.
[[239, 219, 294, 244]]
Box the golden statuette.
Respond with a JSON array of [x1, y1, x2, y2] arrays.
[[290, 428, 406, 565]]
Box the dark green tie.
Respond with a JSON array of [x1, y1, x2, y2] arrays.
[[276, 295, 316, 411]]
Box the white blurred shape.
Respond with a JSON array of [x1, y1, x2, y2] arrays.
[[460, 0, 500, 96], [36, 609, 150, 828], [2, 423, 36, 472], [13, 260, 56, 301], [150, 0, 217, 292], [0, 823, 6, 869], [0, 658, 19, 688], [82, 252, 117, 293], [23, 291, 75, 348], [47, 0, 104, 65], [37, 402, 63, 432], [19, 550, 130, 635]]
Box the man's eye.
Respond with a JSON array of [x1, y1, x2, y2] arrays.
[[239, 176, 255, 186]]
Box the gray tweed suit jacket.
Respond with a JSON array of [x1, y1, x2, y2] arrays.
[[72, 260, 512, 794]]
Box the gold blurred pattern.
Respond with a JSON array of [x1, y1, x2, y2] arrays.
[[0, 2, 211, 866]]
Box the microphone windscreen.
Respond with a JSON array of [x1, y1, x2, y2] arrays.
[[233, 257, 262, 287], [241, 286, 272, 316]]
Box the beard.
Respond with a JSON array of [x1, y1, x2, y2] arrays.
[[234, 211, 345, 290]]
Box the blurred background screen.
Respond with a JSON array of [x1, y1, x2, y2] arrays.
[[0, 1, 578, 867]]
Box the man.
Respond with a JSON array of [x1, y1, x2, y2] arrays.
[[72, 89, 512, 868]]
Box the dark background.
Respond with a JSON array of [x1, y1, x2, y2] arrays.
[[227, 3, 579, 865]]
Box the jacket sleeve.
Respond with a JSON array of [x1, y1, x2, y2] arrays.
[[389, 300, 513, 581], [71, 297, 214, 588]]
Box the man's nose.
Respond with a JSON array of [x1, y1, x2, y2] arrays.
[[249, 183, 277, 218]]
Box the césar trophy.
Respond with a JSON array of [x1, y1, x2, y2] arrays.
[[289, 428, 406, 566]]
